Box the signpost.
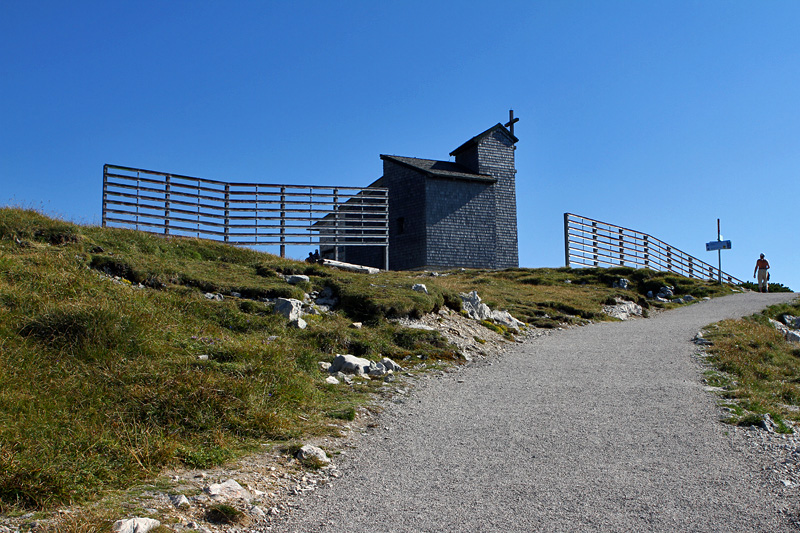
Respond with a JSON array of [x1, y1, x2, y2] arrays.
[[705, 240, 731, 251], [705, 219, 732, 284]]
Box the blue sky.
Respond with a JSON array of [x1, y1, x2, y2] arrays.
[[2, 1, 798, 290]]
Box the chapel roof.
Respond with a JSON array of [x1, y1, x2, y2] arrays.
[[379, 155, 496, 183], [449, 123, 518, 157]]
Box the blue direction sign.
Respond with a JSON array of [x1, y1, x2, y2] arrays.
[[706, 240, 732, 251]]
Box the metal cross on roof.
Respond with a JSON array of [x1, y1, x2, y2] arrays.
[[505, 109, 519, 137]]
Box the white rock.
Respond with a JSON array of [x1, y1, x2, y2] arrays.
[[412, 283, 428, 294], [290, 317, 307, 329], [612, 278, 630, 289], [381, 357, 403, 372], [604, 301, 643, 321], [325, 376, 340, 385], [297, 444, 330, 465], [274, 298, 304, 321], [250, 505, 266, 518], [205, 478, 252, 501], [491, 309, 525, 332], [170, 493, 191, 509], [204, 292, 223, 301], [112, 518, 161, 533], [329, 354, 371, 375], [461, 291, 493, 321], [318, 361, 332, 372], [368, 361, 387, 377], [286, 274, 310, 285]]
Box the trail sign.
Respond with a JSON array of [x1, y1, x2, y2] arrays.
[[705, 240, 732, 251]]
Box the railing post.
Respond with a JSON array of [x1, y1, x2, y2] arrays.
[[333, 188, 339, 261], [688, 257, 693, 278], [592, 221, 598, 266], [563, 213, 570, 267], [135, 172, 140, 231], [164, 175, 171, 236], [280, 186, 286, 258], [643, 235, 649, 268], [224, 184, 230, 244], [666, 246, 672, 271], [102, 165, 108, 227], [618, 228, 624, 265]]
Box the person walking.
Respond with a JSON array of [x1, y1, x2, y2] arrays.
[[753, 253, 770, 292]]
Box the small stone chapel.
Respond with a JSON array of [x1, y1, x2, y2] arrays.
[[327, 120, 520, 271]]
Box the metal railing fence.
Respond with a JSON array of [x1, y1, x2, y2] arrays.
[[564, 213, 743, 284], [102, 164, 389, 266]]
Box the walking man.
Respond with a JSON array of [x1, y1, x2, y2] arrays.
[[753, 253, 770, 293]]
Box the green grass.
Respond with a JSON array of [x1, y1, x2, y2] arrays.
[[702, 300, 800, 433], [0, 207, 746, 513]]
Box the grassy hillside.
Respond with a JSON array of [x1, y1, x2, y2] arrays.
[[702, 300, 800, 432], [0, 208, 740, 512]]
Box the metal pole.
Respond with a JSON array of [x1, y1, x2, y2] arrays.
[[563, 213, 570, 267]]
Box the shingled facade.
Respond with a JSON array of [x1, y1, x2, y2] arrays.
[[329, 123, 519, 271]]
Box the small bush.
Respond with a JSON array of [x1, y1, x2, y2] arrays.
[[206, 503, 246, 524]]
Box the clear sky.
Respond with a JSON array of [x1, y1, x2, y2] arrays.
[[2, 1, 798, 290]]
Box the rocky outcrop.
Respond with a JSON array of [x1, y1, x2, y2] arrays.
[[603, 299, 643, 320], [460, 291, 525, 332], [769, 318, 800, 343]]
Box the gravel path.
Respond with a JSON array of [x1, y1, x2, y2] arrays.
[[275, 292, 798, 532]]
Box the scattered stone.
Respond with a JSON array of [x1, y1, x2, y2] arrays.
[[230, 291, 242, 298], [249, 505, 266, 518], [759, 413, 778, 433], [412, 283, 428, 294], [350, 322, 363, 329], [329, 354, 371, 375], [783, 315, 800, 328], [657, 286, 674, 299], [318, 361, 332, 372], [694, 332, 713, 346], [205, 479, 252, 502], [325, 376, 340, 385], [286, 274, 310, 285], [197, 354, 209, 361], [381, 357, 403, 372], [368, 361, 388, 377], [112, 518, 161, 533], [274, 298, 304, 321], [170, 494, 191, 509], [296, 445, 331, 465], [290, 317, 307, 329], [769, 318, 800, 343], [491, 309, 525, 332], [204, 292, 224, 301], [612, 278, 630, 290], [315, 287, 339, 308]]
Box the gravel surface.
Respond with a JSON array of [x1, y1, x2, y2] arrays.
[[272, 292, 799, 532]]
